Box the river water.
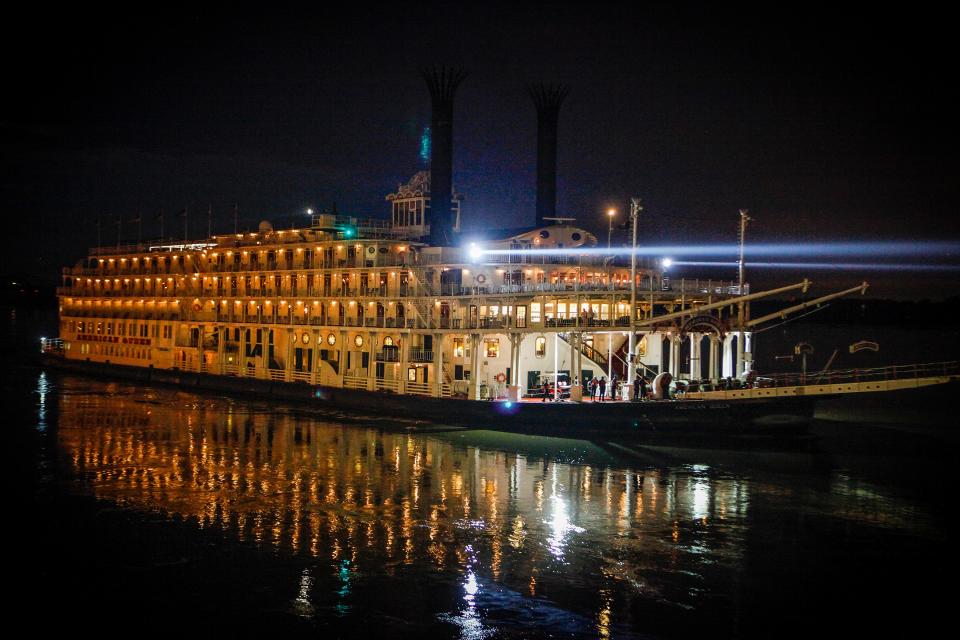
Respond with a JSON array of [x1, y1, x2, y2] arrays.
[[9, 305, 954, 637]]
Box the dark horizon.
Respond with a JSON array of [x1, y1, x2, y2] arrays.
[[3, 5, 958, 298]]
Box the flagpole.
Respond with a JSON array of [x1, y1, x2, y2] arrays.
[[234, 202, 239, 235], [158, 209, 164, 241], [208, 204, 213, 238]]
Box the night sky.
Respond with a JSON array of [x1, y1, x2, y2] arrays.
[[4, 5, 957, 298]]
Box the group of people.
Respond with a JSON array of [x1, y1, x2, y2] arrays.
[[584, 373, 650, 402], [539, 372, 652, 402]]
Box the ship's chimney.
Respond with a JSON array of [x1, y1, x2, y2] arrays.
[[422, 67, 467, 246], [529, 83, 570, 226]]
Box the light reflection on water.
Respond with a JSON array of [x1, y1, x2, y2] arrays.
[[50, 375, 946, 637]]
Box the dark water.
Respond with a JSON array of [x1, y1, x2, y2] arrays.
[[8, 306, 955, 637]]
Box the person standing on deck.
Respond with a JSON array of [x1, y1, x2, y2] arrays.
[[598, 377, 607, 402], [589, 376, 598, 401], [633, 375, 641, 401], [542, 381, 550, 402]]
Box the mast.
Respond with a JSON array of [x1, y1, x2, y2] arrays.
[[627, 197, 641, 389], [737, 209, 752, 376], [738, 209, 751, 290]]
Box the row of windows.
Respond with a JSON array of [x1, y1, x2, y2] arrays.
[[77, 342, 152, 359], [86, 244, 406, 274], [70, 320, 158, 338]]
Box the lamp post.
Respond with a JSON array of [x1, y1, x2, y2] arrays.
[[606, 208, 616, 249]]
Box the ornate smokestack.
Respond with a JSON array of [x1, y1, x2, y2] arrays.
[[529, 83, 570, 226], [422, 67, 467, 246]]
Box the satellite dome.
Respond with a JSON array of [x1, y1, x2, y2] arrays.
[[258, 220, 273, 233]]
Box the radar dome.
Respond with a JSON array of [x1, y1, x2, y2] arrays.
[[258, 220, 273, 233]]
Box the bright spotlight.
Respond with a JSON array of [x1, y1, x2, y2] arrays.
[[468, 243, 483, 262], [661, 257, 673, 270], [306, 208, 313, 215]]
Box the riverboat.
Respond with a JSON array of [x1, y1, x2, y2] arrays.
[[50, 169, 918, 434]]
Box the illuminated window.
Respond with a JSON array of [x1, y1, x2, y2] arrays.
[[453, 337, 464, 358], [383, 336, 394, 346], [327, 333, 336, 346], [484, 338, 499, 358], [407, 366, 417, 382], [535, 337, 546, 358], [354, 335, 364, 348]]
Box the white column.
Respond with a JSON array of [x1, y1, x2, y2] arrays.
[[397, 331, 408, 394], [311, 330, 320, 385], [670, 336, 680, 378], [744, 331, 753, 373], [285, 329, 296, 381], [736, 330, 745, 377], [260, 328, 270, 377], [570, 331, 577, 377], [709, 334, 720, 381], [554, 332, 560, 400], [512, 334, 522, 386], [468, 333, 480, 400], [570, 332, 583, 402], [722, 333, 734, 379], [689, 332, 700, 380], [367, 330, 377, 391], [216, 326, 225, 374], [238, 327, 247, 376], [337, 329, 347, 388], [432, 332, 442, 397]]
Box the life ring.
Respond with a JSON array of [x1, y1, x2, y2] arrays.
[[476, 274, 487, 283], [193, 302, 202, 312], [494, 372, 506, 383]]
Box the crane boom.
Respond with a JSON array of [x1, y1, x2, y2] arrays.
[[745, 282, 868, 328]]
